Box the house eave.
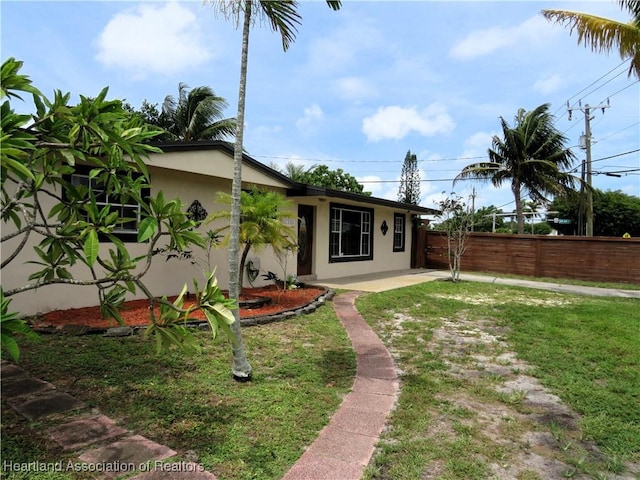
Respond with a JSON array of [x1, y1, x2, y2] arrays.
[[287, 183, 439, 215]]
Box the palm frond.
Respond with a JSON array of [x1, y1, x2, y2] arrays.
[[542, 9, 640, 78], [258, 0, 302, 51], [453, 162, 502, 185]]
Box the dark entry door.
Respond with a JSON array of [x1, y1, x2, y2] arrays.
[[297, 205, 314, 276]]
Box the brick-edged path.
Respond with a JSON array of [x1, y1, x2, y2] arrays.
[[282, 291, 399, 480]]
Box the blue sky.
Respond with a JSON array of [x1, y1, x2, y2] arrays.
[[2, 0, 639, 214]]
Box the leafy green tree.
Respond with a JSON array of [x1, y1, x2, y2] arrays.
[[211, 187, 296, 290], [472, 205, 506, 232], [161, 83, 236, 141], [0, 58, 235, 360], [455, 103, 577, 234], [532, 222, 553, 235], [542, 1, 640, 78], [132, 100, 174, 142], [297, 164, 370, 195], [550, 189, 640, 236], [212, 0, 341, 381], [397, 150, 421, 205]]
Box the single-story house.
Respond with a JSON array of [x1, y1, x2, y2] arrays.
[[2, 141, 437, 316]]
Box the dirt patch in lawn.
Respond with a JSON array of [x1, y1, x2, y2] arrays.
[[386, 311, 640, 480], [32, 285, 326, 330]]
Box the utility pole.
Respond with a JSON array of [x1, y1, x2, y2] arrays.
[[567, 99, 610, 236]]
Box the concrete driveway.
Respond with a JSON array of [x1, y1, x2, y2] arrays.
[[311, 269, 442, 293]]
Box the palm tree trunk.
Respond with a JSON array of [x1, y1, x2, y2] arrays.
[[512, 181, 525, 234], [228, 0, 252, 381]]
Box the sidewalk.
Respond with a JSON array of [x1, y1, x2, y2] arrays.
[[425, 270, 640, 298]]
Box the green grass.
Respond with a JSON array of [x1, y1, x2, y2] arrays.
[[3, 281, 638, 480], [357, 281, 640, 480], [1, 307, 356, 480]]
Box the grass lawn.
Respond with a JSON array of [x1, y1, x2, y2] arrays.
[[2, 280, 638, 480], [356, 281, 640, 480]]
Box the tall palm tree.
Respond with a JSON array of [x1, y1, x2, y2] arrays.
[[542, 1, 640, 78], [455, 103, 577, 234], [162, 82, 236, 141], [213, 0, 341, 381]]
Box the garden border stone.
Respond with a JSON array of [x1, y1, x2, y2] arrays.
[[29, 288, 335, 336]]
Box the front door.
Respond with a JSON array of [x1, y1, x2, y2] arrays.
[[297, 205, 314, 276]]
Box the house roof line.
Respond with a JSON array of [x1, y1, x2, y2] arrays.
[[154, 140, 295, 187], [153, 141, 438, 215], [287, 184, 439, 215]]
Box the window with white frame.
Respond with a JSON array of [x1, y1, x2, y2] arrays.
[[393, 213, 405, 252], [68, 166, 147, 242], [329, 203, 373, 262]]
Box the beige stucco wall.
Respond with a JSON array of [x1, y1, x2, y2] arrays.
[[2, 151, 297, 317], [294, 198, 414, 281], [147, 149, 289, 189]]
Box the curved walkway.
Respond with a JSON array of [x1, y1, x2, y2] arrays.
[[282, 291, 398, 480]]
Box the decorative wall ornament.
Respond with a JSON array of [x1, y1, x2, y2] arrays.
[[187, 200, 208, 222], [246, 258, 261, 286], [380, 220, 389, 236]]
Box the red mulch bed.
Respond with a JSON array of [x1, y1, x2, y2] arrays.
[[35, 286, 326, 330]]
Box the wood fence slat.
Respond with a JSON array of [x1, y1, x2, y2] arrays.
[[425, 232, 640, 285]]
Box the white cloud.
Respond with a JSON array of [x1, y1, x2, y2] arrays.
[[334, 76, 377, 102], [533, 74, 563, 95], [296, 104, 324, 132], [450, 15, 553, 59], [306, 20, 384, 75], [460, 131, 494, 159], [465, 132, 494, 151], [95, 2, 211, 78], [362, 104, 455, 142]]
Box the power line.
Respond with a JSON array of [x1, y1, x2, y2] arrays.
[[255, 154, 488, 164], [591, 148, 640, 163], [553, 60, 628, 115], [599, 80, 640, 104], [356, 149, 638, 184], [577, 69, 627, 104]]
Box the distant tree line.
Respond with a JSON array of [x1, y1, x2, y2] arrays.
[[550, 189, 640, 237]]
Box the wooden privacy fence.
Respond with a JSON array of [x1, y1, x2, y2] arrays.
[[425, 231, 640, 285]]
